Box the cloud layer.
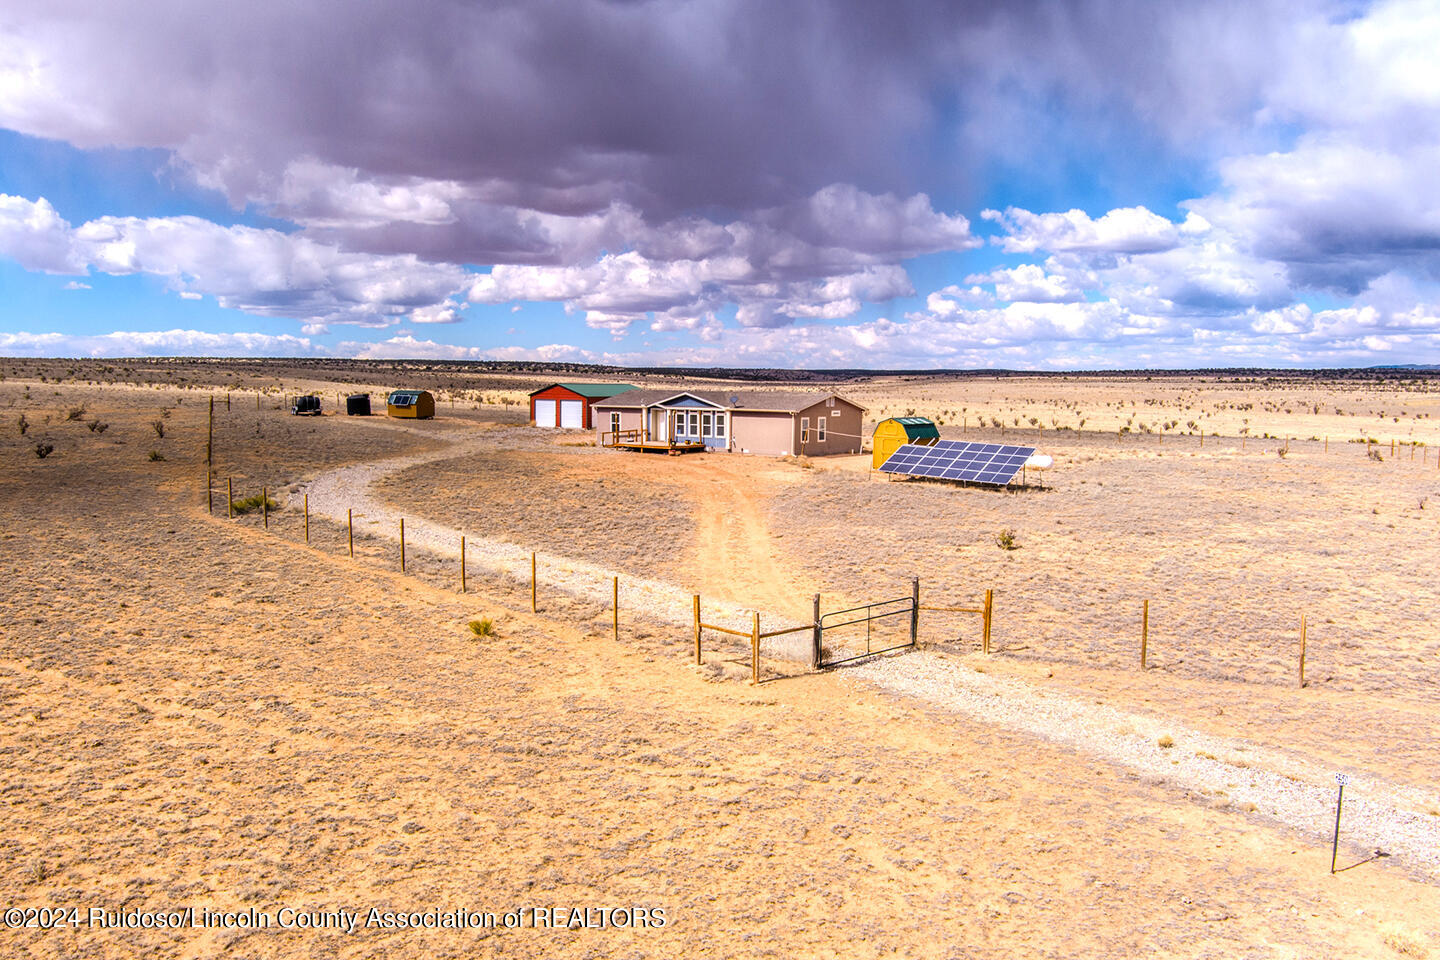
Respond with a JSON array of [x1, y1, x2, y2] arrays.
[[2, 0, 1440, 366]]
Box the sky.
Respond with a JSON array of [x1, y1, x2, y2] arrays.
[[2, 0, 1440, 369]]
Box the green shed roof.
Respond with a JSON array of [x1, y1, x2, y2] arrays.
[[531, 382, 638, 399], [884, 416, 940, 439]]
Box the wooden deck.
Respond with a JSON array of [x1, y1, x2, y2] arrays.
[[605, 439, 706, 455], [601, 430, 706, 455]]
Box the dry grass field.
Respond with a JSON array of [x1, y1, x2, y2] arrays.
[[2, 359, 1438, 958]]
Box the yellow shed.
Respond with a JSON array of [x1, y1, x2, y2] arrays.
[[872, 416, 940, 468], [386, 389, 435, 419]]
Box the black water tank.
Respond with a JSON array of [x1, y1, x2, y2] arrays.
[[346, 394, 372, 416]]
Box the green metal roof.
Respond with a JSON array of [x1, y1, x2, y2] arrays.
[[885, 416, 940, 438], [533, 382, 638, 398]]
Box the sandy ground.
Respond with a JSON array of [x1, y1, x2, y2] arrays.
[[2, 368, 1438, 958]]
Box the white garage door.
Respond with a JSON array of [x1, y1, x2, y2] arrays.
[[534, 398, 557, 428], [560, 399, 583, 429]]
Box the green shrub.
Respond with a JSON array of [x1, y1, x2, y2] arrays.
[[148, 450, 166, 461], [995, 528, 1017, 551], [468, 617, 497, 639], [229, 493, 277, 514], [33, 441, 54, 459]]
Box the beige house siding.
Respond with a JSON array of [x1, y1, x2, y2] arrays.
[[593, 406, 643, 441], [732, 411, 795, 456]]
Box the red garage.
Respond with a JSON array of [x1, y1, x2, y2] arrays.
[[528, 382, 638, 429]]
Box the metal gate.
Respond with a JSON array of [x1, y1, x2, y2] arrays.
[[817, 593, 916, 668]]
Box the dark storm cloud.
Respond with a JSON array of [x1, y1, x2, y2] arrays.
[[1, 0, 1320, 223]]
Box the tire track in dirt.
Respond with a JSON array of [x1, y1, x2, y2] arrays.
[[687, 461, 810, 621], [294, 426, 814, 648]]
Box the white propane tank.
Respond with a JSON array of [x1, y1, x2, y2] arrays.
[[1025, 453, 1053, 469]]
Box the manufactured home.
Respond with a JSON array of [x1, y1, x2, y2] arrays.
[[592, 390, 865, 457], [528, 382, 638, 429]]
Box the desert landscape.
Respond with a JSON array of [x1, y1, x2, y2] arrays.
[[2, 358, 1439, 959]]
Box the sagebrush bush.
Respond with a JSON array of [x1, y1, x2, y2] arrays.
[[995, 528, 1017, 550], [229, 493, 277, 514], [34, 441, 54, 459], [148, 450, 166, 461]]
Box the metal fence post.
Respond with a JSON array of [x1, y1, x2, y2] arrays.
[[910, 577, 920, 647], [812, 593, 821, 669]]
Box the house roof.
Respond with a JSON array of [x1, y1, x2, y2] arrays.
[[528, 382, 638, 399], [593, 388, 867, 414]]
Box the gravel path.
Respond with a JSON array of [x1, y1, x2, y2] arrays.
[[296, 426, 1440, 883], [855, 652, 1440, 881]]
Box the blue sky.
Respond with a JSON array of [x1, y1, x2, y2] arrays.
[[2, 0, 1440, 368]]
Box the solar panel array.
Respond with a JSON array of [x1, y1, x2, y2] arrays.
[[878, 439, 1036, 486]]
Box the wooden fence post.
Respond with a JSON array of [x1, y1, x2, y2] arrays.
[[693, 595, 701, 664], [206, 394, 214, 483], [206, 469, 212, 516], [531, 552, 537, 613], [1324, 435, 1328, 453], [613, 576, 619, 641], [262, 486, 268, 529], [812, 593, 822, 670], [227, 477, 233, 518], [751, 611, 760, 686], [1140, 599, 1149, 669], [304, 494, 309, 543], [910, 577, 920, 647], [460, 536, 466, 593], [1299, 614, 1307, 689], [226, 392, 230, 411], [347, 508, 354, 557], [399, 518, 405, 572], [983, 588, 993, 654]]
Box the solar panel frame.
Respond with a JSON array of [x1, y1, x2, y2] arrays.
[[877, 439, 1037, 486]]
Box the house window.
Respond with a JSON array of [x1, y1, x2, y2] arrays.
[[701, 412, 713, 437], [817, 417, 826, 441], [826, 397, 835, 408], [610, 412, 620, 435], [715, 415, 726, 439], [801, 416, 810, 444]]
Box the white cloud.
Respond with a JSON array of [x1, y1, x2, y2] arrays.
[[2, 197, 474, 326], [63, 280, 91, 290], [0, 194, 85, 273], [410, 302, 463, 324], [966, 262, 1086, 303], [983, 205, 1201, 255]]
